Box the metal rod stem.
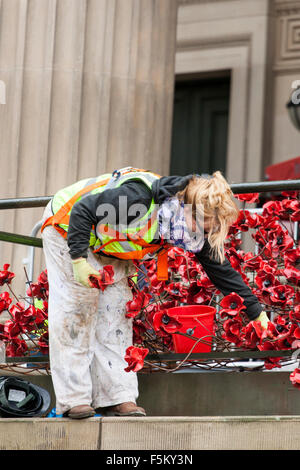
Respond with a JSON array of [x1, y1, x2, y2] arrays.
[[0, 231, 43, 247]]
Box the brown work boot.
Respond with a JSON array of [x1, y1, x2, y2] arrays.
[[66, 405, 96, 419], [100, 401, 146, 417]]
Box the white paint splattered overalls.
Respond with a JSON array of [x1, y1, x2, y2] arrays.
[[41, 202, 138, 415]]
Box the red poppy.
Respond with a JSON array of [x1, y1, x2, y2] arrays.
[[125, 291, 152, 318], [242, 321, 263, 349], [6, 338, 28, 357], [0, 323, 6, 341], [27, 282, 48, 300], [258, 258, 278, 275], [168, 248, 187, 270], [243, 253, 263, 271], [140, 259, 156, 278], [283, 266, 300, 286], [274, 314, 288, 328], [252, 228, 268, 251], [226, 248, 244, 272], [37, 270, 48, 284], [268, 285, 294, 308], [254, 270, 278, 291], [4, 319, 22, 339], [279, 199, 300, 221], [0, 264, 15, 286], [196, 273, 214, 290], [284, 247, 300, 266], [290, 305, 300, 322], [165, 282, 189, 301], [9, 303, 46, 333], [261, 215, 280, 231], [235, 193, 259, 204], [225, 236, 243, 250], [291, 340, 300, 351], [40, 301, 48, 318], [231, 210, 250, 232], [88, 265, 114, 291], [222, 318, 244, 347], [147, 275, 165, 295], [38, 332, 49, 355], [290, 368, 300, 389], [272, 324, 297, 350], [259, 320, 277, 340], [176, 264, 192, 284], [219, 292, 246, 318], [153, 310, 182, 334], [189, 287, 211, 305], [293, 327, 300, 340], [124, 345, 149, 372], [264, 357, 282, 370], [291, 208, 300, 222], [132, 319, 148, 344], [271, 227, 294, 251], [0, 292, 12, 314], [257, 337, 281, 368], [262, 200, 282, 217], [265, 227, 294, 258], [282, 191, 299, 198], [26, 270, 48, 299], [245, 212, 264, 229]]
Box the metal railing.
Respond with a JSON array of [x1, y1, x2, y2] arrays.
[[0, 178, 299, 367], [0, 179, 299, 249]]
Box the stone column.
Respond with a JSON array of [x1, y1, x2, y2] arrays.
[[77, 0, 179, 179], [0, 0, 178, 291]]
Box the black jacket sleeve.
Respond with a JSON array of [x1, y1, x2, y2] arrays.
[[67, 174, 263, 322], [195, 240, 263, 321], [67, 181, 152, 260]]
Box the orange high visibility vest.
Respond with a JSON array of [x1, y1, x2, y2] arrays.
[[41, 167, 170, 280]]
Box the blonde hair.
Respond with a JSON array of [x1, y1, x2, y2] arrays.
[[177, 171, 239, 263]]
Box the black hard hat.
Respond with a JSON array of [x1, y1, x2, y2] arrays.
[[0, 376, 51, 417]]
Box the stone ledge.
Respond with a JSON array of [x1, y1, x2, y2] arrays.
[[1, 416, 300, 450], [100, 415, 300, 450]]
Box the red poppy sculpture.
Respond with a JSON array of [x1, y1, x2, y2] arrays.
[[0, 190, 299, 390]]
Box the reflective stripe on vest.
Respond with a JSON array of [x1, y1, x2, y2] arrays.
[[42, 167, 157, 235], [92, 171, 160, 259]]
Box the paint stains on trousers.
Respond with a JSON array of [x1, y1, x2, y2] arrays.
[[41, 202, 138, 415]]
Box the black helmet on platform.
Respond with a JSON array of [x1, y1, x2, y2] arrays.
[[0, 376, 51, 417]]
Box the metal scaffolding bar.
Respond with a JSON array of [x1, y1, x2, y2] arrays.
[[2, 348, 294, 365], [230, 179, 300, 194], [146, 349, 293, 362], [0, 231, 43, 247], [0, 179, 299, 212], [0, 196, 52, 210]]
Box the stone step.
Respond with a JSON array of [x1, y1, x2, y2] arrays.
[[1, 416, 300, 450]]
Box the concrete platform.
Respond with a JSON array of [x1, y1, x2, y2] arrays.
[[1, 416, 300, 450], [3, 370, 300, 417]]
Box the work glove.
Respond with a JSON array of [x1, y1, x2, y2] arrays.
[[72, 257, 101, 288], [254, 310, 269, 330]]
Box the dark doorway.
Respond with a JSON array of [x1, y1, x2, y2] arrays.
[[170, 75, 231, 177]]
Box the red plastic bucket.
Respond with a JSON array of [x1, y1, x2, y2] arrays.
[[167, 305, 216, 353]]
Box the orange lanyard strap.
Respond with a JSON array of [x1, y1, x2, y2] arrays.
[[93, 229, 170, 280]]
